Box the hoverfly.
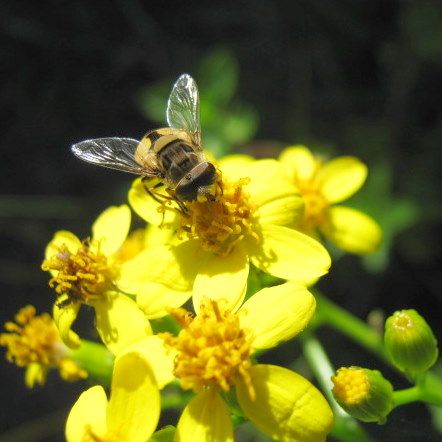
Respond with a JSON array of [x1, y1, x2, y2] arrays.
[[71, 74, 218, 203]]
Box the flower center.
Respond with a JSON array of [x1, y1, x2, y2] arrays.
[[41, 240, 114, 305], [331, 367, 370, 405], [178, 177, 258, 256], [296, 177, 329, 230], [0, 305, 66, 368], [162, 299, 255, 398]]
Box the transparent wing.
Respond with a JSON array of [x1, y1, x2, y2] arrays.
[[71, 137, 157, 176], [166, 73, 202, 148]]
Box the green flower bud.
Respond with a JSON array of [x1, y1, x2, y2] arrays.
[[384, 309, 438, 377], [331, 366, 394, 423]]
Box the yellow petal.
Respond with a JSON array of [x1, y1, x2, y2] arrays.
[[239, 283, 316, 349], [118, 240, 203, 293], [317, 156, 367, 203], [217, 154, 255, 181], [245, 159, 299, 209], [174, 389, 233, 442], [118, 336, 175, 389], [247, 225, 331, 283], [193, 245, 249, 314], [92, 205, 131, 257], [65, 385, 108, 442], [107, 352, 160, 442], [45, 230, 81, 260], [136, 283, 192, 319], [236, 364, 334, 442], [321, 206, 382, 255], [93, 292, 152, 355], [256, 194, 304, 227], [279, 145, 317, 182], [129, 177, 178, 226], [53, 300, 81, 348]]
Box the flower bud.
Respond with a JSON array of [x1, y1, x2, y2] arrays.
[[331, 366, 394, 423], [384, 309, 438, 377]]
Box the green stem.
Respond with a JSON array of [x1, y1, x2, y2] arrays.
[[393, 386, 421, 407], [300, 331, 372, 442], [70, 340, 114, 387], [315, 293, 387, 360], [315, 293, 442, 406]]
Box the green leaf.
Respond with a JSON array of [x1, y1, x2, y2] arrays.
[[150, 425, 176, 442]]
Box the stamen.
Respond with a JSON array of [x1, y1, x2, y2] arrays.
[[0, 306, 86, 383], [162, 299, 255, 399], [41, 240, 114, 305], [179, 177, 259, 256]]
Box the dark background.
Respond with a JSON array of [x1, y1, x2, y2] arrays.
[[1, 1, 441, 441]]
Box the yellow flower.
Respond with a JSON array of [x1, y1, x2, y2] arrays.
[[161, 283, 334, 442], [0, 305, 87, 388], [279, 145, 382, 254], [66, 351, 160, 442], [41, 205, 150, 353], [122, 157, 331, 316]]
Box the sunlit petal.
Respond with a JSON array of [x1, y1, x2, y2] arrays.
[[217, 154, 255, 181], [129, 177, 178, 226], [317, 156, 367, 203], [53, 300, 81, 348], [240, 283, 316, 349], [93, 291, 151, 355], [174, 389, 233, 442], [65, 385, 107, 442], [245, 159, 299, 209], [92, 205, 131, 256], [193, 245, 249, 314], [256, 193, 304, 227], [236, 364, 334, 442], [278, 145, 317, 182], [136, 283, 192, 319], [45, 231, 81, 260], [247, 225, 331, 283], [118, 240, 203, 293], [118, 336, 175, 389], [321, 206, 382, 255], [107, 352, 160, 441]]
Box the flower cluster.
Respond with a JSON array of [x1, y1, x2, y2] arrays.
[[1, 88, 390, 440]]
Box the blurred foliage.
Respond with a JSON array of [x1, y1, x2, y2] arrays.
[[137, 48, 259, 157]]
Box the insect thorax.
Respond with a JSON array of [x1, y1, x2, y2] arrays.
[[158, 140, 201, 184]]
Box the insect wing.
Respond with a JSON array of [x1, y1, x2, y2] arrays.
[[166, 74, 202, 148], [71, 137, 156, 176]]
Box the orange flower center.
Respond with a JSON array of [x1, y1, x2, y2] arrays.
[[178, 176, 259, 256], [162, 299, 255, 399], [41, 240, 114, 305]]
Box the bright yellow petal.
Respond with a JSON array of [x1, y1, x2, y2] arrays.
[[65, 385, 108, 442], [193, 245, 249, 314], [129, 177, 178, 226], [53, 300, 81, 348], [93, 292, 152, 355], [245, 159, 299, 209], [118, 336, 175, 389], [45, 230, 81, 260], [317, 156, 367, 203], [174, 389, 233, 442], [217, 154, 255, 181], [118, 240, 203, 293], [321, 206, 382, 255], [278, 145, 317, 182], [256, 194, 304, 227], [247, 225, 331, 283], [240, 283, 316, 350], [136, 283, 192, 319], [91, 205, 131, 257], [145, 222, 176, 247], [236, 364, 334, 442], [107, 352, 160, 442]]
